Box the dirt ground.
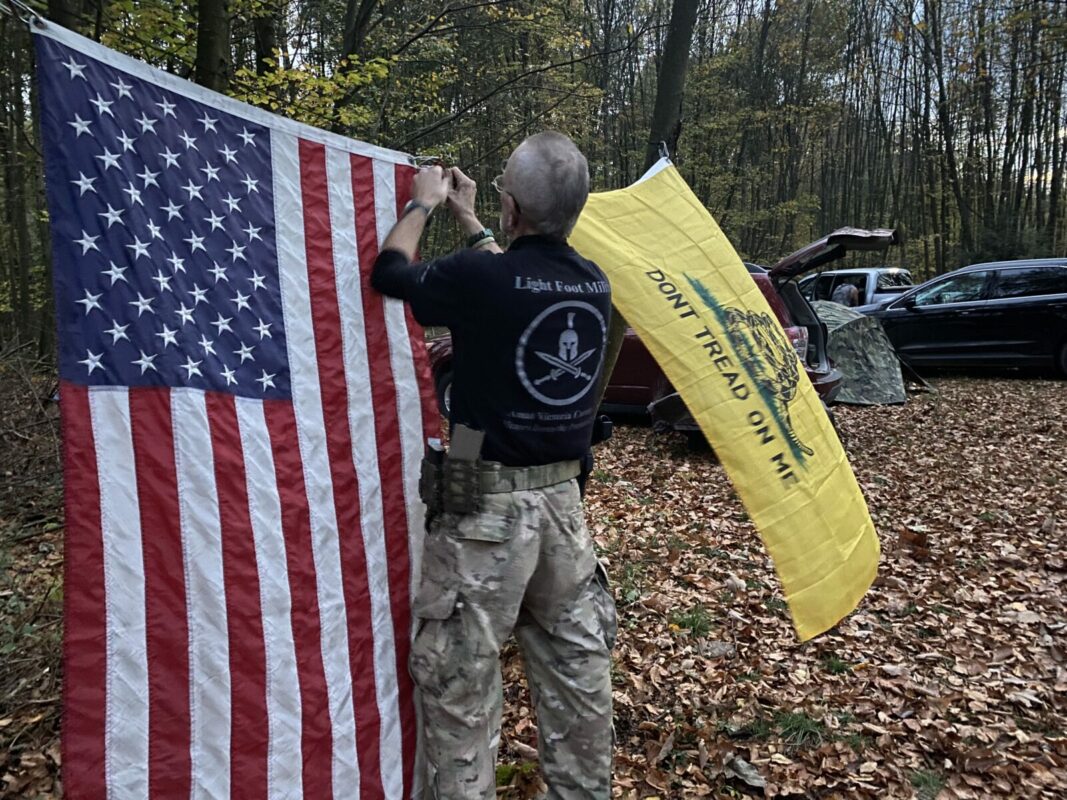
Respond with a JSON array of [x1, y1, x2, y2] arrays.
[[2, 370, 1065, 798]]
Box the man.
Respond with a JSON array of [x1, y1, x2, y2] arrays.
[[371, 132, 616, 799]]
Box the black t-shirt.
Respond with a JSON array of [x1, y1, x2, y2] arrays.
[[371, 235, 612, 466]]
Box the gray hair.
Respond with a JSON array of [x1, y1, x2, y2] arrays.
[[505, 132, 590, 239]]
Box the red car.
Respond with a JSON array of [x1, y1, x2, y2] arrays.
[[426, 228, 898, 422]]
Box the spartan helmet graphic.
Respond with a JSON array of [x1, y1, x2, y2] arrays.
[[558, 312, 579, 361]]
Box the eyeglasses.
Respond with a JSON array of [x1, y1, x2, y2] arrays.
[[492, 174, 520, 214]]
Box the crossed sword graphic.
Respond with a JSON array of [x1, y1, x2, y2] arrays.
[[533, 348, 596, 386]]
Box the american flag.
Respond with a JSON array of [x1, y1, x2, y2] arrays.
[[34, 20, 439, 800]]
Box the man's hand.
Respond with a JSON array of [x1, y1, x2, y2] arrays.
[[447, 167, 482, 235], [412, 165, 451, 209]]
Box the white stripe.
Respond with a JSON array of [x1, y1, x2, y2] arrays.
[[34, 22, 411, 166], [236, 397, 303, 800], [373, 161, 427, 800], [171, 389, 230, 800], [372, 162, 427, 594], [272, 130, 361, 797], [327, 148, 403, 799], [90, 388, 148, 800]]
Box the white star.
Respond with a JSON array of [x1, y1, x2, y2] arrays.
[[110, 77, 133, 99], [248, 271, 266, 291], [132, 350, 158, 374], [218, 144, 238, 164], [69, 115, 92, 137], [238, 127, 256, 146], [63, 58, 87, 80], [129, 293, 155, 316], [200, 163, 221, 182], [188, 283, 208, 305], [184, 232, 206, 253], [204, 211, 225, 231], [104, 320, 129, 343], [197, 113, 218, 132], [161, 199, 183, 221], [126, 237, 150, 260], [78, 350, 104, 374], [211, 313, 233, 334], [231, 290, 251, 312], [182, 180, 203, 201], [89, 94, 114, 117], [145, 219, 163, 240], [71, 172, 96, 195], [166, 252, 186, 273], [76, 289, 102, 314], [151, 269, 173, 292], [135, 113, 157, 133], [123, 182, 144, 206], [226, 241, 247, 262], [256, 370, 276, 391], [116, 130, 137, 152], [208, 262, 229, 283], [243, 222, 262, 242], [179, 130, 198, 150], [101, 261, 128, 285], [156, 98, 176, 118], [97, 204, 125, 228], [74, 230, 99, 254], [254, 318, 272, 339], [138, 166, 160, 188], [175, 303, 195, 326], [220, 365, 237, 386], [181, 356, 204, 379], [233, 342, 255, 362], [241, 174, 260, 194], [156, 325, 178, 348], [221, 194, 241, 213], [198, 335, 217, 356], [159, 147, 181, 169], [95, 149, 121, 170]]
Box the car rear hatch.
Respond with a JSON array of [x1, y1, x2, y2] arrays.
[[767, 227, 900, 281]]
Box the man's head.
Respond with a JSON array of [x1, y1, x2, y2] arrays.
[[498, 132, 589, 240]]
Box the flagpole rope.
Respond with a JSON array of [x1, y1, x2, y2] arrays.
[[3, 0, 43, 27]]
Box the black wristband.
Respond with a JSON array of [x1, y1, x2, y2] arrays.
[[465, 228, 494, 248]]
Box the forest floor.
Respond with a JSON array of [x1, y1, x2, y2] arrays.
[[1, 365, 1065, 798]]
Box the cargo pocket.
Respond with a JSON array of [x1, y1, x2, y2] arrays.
[[452, 493, 518, 543], [409, 585, 462, 693], [591, 562, 618, 652]]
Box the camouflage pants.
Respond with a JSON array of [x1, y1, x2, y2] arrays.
[[410, 478, 617, 799]]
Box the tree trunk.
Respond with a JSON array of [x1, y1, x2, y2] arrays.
[[194, 0, 231, 93], [643, 0, 699, 171]]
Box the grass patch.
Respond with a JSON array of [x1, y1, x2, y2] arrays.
[[765, 597, 787, 614], [775, 711, 826, 749], [910, 769, 945, 800], [617, 562, 645, 605], [670, 604, 713, 638], [820, 655, 851, 675]]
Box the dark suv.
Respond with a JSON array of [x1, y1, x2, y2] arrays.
[[866, 259, 1067, 374]]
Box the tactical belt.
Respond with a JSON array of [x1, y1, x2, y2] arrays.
[[477, 460, 582, 494], [420, 454, 581, 516]]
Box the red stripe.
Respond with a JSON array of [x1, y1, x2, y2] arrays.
[[128, 388, 192, 797], [206, 393, 268, 798], [299, 138, 384, 798], [394, 163, 443, 444], [353, 154, 417, 794], [264, 400, 333, 799], [60, 382, 107, 798]]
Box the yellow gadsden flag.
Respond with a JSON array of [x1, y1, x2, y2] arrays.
[[570, 162, 879, 641]]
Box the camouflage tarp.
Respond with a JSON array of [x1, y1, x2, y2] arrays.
[[812, 300, 906, 405]]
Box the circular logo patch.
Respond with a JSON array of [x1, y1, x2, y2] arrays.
[[515, 300, 607, 406]]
